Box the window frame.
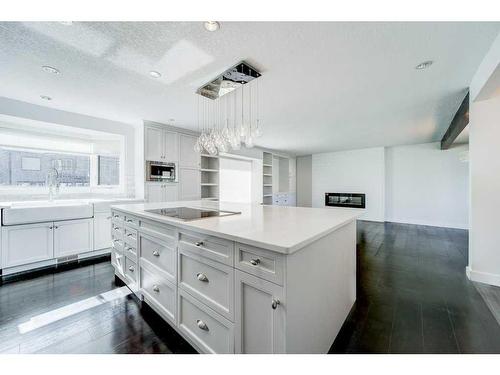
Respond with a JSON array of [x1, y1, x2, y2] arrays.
[[0, 145, 124, 197]]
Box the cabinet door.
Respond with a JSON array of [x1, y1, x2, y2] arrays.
[[164, 131, 179, 162], [145, 126, 164, 161], [179, 168, 201, 200], [234, 270, 285, 354], [146, 183, 164, 203], [54, 218, 93, 258], [94, 212, 112, 250], [164, 184, 179, 201], [1, 222, 53, 268], [179, 134, 200, 168]]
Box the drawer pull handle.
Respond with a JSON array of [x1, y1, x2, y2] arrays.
[[196, 319, 209, 331], [271, 298, 280, 310], [249, 258, 261, 266], [152, 250, 160, 257], [195, 241, 204, 247], [126, 247, 134, 253], [126, 233, 134, 237], [197, 273, 209, 282], [112, 239, 120, 243], [107, 216, 112, 220], [126, 219, 133, 223], [113, 214, 119, 218], [128, 266, 135, 272], [152, 285, 160, 292]]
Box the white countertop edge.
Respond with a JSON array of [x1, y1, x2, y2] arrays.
[[110, 204, 362, 254]]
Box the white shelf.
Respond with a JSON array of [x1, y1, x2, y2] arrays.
[[201, 169, 219, 173], [263, 184, 273, 187], [201, 154, 219, 158], [263, 163, 273, 167], [201, 183, 218, 186], [263, 173, 272, 177], [201, 197, 219, 200], [263, 194, 273, 197]]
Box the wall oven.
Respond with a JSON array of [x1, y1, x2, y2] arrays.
[[146, 160, 178, 182], [325, 193, 365, 209]]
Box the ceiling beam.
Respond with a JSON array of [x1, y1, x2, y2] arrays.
[[441, 91, 470, 150]]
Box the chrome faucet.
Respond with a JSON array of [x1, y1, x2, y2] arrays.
[[46, 168, 60, 201]]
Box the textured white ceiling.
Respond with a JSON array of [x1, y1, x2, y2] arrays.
[[0, 22, 498, 155]]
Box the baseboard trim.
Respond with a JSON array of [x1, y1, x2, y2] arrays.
[[1, 254, 111, 285], [466, 266, 500, 287], [384, 218, 468, 230]]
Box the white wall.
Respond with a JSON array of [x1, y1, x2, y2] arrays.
[[296, 155, 312, 207], [385, 142, 469, 229], [312, 147, 385, 222], [468, 95, 500, 286], [0, 96, 142, 198], [219, 156, 263, 204]]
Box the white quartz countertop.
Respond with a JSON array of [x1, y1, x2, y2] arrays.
[[0, 197, 141, 209], [110, 200, 362, 254]]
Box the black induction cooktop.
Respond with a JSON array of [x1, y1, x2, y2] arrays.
[[146, 207, 241, 221]]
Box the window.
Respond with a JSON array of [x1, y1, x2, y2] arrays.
[[97, 155, 120, 186], [0, 125, 124, 196], [0, 147, 90, 187]]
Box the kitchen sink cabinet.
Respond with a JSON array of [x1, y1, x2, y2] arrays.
[[1, 222, 54, 268], [53, 218, 93, 258]]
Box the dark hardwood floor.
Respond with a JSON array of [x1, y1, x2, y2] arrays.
[[1, 220, 499, 354], [330, 221, 500, 354]]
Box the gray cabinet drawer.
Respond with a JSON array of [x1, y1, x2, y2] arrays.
[[123, 227, 137, 248], [111, 223, 124, 240], [178, 230, 234, 266], [123, 215, 139, 229], [178, 289, 234, 354], [140, 262, 177, 324], [123, 243, 137, 261], [139, 231, 176, 284], [235, 243, 285, 285], [178, 249, 234, 321], [124, 257, 137, 283], [111, 211, 124, 225]]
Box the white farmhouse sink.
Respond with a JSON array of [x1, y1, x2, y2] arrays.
[[2, 202, 93, 225]]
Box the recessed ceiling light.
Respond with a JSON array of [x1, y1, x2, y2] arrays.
[[40, 95, 52, 101], [169, 119, 175, 122], [149, 71, 162, 78], [415, 60, 433, 70], [204, 21, 220, 32], [59, 21, 73, 26], [42, 66, 60, 75]]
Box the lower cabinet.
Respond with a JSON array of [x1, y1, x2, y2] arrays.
[[140, 261, 177, 324], [111, 210, 287, 354], [178, 288, 234, 354], [1, 218, 93, 268], [146, 183, 179, 203], [1, 222, 54, 268], [94, 212, 112, 250], [53, 218, 93, 258], [234, 270, 285, 354]]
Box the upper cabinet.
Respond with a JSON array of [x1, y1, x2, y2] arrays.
[[145, 126, 179, 162], [179, 134, 200, 168], [164, 131, 179, 162], [145, 126, 164, 161]]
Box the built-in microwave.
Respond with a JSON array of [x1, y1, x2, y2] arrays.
[[146, 160, 178, 182]]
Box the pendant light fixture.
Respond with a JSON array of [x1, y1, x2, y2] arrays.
[[194, 61, 262, 155]]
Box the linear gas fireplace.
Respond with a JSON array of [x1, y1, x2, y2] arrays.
[[325, 193, 366, 209]]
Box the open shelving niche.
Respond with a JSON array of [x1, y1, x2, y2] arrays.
[[200, 154, 220, 201], [262, 152, 273, 205]]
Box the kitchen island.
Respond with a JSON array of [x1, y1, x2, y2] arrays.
[[110, 200, 360, 354]]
